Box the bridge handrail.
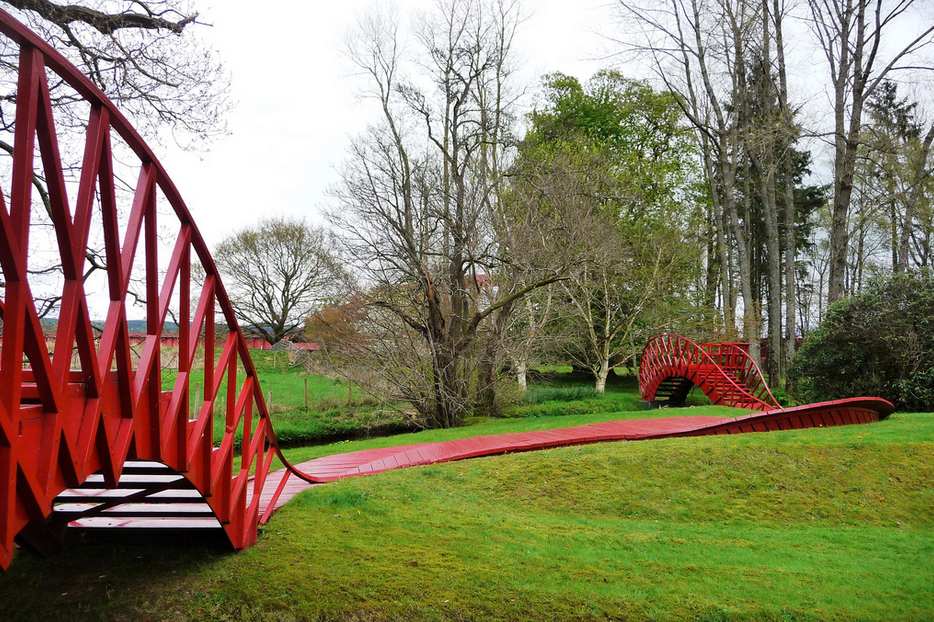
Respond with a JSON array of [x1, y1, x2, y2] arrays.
[[699, 342, 780, 408], [0, 8, 317, 568]]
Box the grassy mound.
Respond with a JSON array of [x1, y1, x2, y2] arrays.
[[1, 410, 931, 621]]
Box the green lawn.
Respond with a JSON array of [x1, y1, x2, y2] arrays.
[[1, 400, 931, 621]]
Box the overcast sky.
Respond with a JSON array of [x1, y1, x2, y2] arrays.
[[160, 0, 616, 248]]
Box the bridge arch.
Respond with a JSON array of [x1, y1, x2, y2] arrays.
[[639, 334, 780, 411], [0, 8, 318, 569]]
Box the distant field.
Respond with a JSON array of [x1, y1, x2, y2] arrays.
[[0, 375, 930, 621], [161, 349, 416, 446]]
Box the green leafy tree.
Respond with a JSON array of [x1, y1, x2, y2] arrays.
[[527, 71, 699, 222], [788, 269, 934, 410], [513, 71, 707, 393]]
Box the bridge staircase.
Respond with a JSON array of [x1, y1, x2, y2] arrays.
[[0, 9, 323, 569], [51, 462, 219, 533]]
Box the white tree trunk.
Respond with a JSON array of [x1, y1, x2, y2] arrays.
[[516, 358, 528, 393], [595, 359, 609, 395]]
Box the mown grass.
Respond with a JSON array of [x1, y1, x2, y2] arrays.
[[1, 404, 931, 621], [507, 369, 712, 418], [510, 375, 642, 417]]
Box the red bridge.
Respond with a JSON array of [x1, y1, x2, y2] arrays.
[[639, 334, 781, 410], [0, 8, 327, 570], [0, 11, 897, 571]]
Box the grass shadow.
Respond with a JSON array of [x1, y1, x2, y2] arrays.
[[0, 531, 229, 621]]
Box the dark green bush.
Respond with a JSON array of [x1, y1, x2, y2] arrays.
[[788, 269, 934, 411]]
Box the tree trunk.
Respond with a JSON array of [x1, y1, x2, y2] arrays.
[[475, 301, 514, 418], [701, 138, 735, 330], [515, 358, 528, 393], [761, 169, 783, 387], [475, 360, 497, 418], [782, 162, 797, 377], [433, 347, 464, 429], [773, 0, 797, 380], [828, 126, 857, 303], [705, 209, 719, 312], [721, 145, 760, 362], [594, 358, 610, 395], [855, 224, 865, 294]]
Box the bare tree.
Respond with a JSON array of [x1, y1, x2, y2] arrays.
[[618, 0, 765, 361], [806, 0, 934, 303], [743, 0, 806, 383], [510, 288, 554, 393], [619, 0, 846, 384], [332, 0, 565, 428], [0, 0, 230, 146], [213, 218, 342, 345], [558, 225, 692, 394], [772, 0, 800, 377]]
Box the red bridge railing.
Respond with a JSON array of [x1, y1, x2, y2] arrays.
[[639, 334, 780, 411], [0, 9, 318, 570]]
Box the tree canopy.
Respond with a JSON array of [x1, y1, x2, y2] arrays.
[[526, 71, 699, 221], [213, 218, 342, 345]]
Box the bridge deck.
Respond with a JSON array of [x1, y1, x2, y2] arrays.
[[257, 396, 894, 523], [259, 414, 726, 519]]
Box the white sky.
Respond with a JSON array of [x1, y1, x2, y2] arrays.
[[160, 0, 616, 249]]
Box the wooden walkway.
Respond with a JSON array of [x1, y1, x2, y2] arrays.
[[258, 396, 894, 523]]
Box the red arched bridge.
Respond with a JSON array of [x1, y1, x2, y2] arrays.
[[0, 8, 329, 569], [0, 10, 895, 571], [639, 334, 781, 410]]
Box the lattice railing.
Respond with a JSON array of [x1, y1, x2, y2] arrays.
[[639, 334, 780, 411], [0, 9, 316, 570]]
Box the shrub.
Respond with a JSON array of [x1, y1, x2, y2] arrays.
[[788, 269, 934, 410]]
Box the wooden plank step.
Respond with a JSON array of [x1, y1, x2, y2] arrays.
[[70, 517, 222, 529], [56, 488, 203, 501], [118, 461, 174, 473], [54, 503, 214, 517], [79, 473, 190, 488], [54, 503, 214, 522]]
